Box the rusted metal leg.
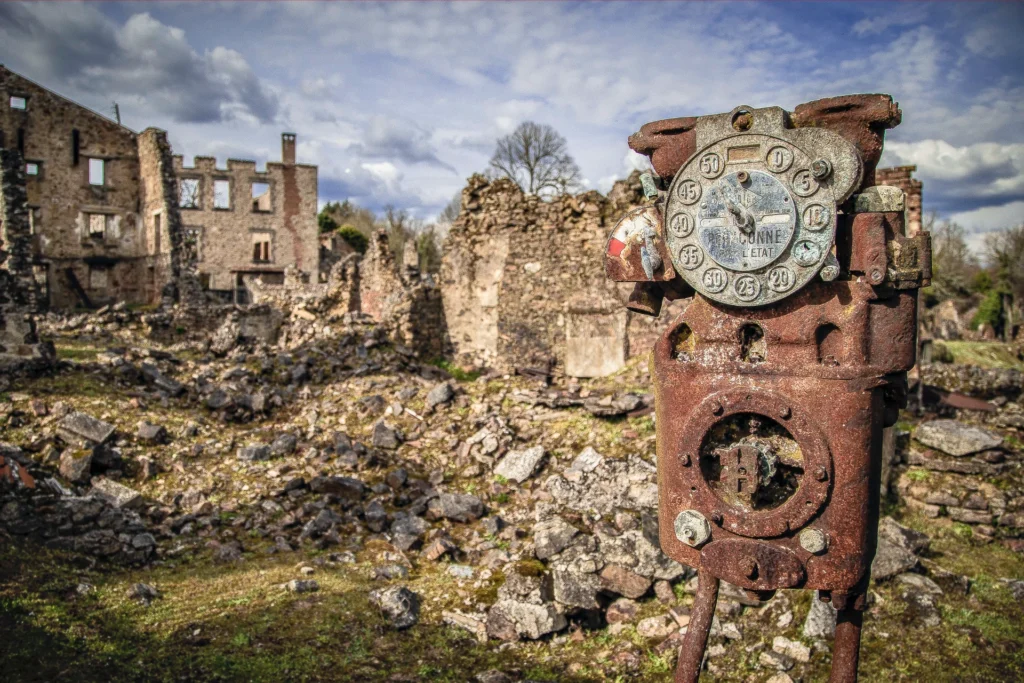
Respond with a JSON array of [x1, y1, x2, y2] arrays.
[[829, 603, 864, 683], [675, 571, 719, 683]]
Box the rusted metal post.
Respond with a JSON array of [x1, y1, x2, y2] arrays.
[[830, 604, 865, 683], [675, 572, 719, 683], [605, 95, 930, 683]]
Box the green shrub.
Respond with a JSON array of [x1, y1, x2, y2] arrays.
[[971, 289, 1003, 331], [317, 212, 339, 234], [337, 225, 368, 254]]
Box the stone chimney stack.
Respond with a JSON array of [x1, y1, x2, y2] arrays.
[[282, 133, 296, 165]]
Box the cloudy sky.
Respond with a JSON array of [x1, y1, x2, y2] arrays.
[[1, 1, 1022, 249]]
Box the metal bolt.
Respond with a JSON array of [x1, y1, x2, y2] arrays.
[[778, 406, 791, 419], [674, 509, 711, 547], [680, 453, 691, 467], [870, 269, 884, 284], [814, 466, 828, 482], [711, 511, 724, 525], [640, 172, 659, 200], [799, 528, 828, 554], [811, 159, 832, 180], [736, 170, 750, 184], [820, 253, 840, 282]]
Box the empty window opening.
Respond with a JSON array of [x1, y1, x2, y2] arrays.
[[251, 182, 271, 212], [179, 178, 200, 208], [153, 213, 162, 254], [213, 179, 231, 209], [816, 324, 843, 366], [10, 96, 26, 110], [252, 233, 272, 263], [739, 323, 766, 363], [72, 129, 80, 166], [17, 128, 24, 156], [88, 158, 105, 186], [25, 162, 40, 176], [29, 208, 41, 235], [669, 323, 695, 362], [88, 267, 109, 290], [87, 213, 113, 239]]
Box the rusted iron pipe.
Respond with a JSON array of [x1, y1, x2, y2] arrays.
[[829, 605, 864, 683], [675, 571, 720, 683]]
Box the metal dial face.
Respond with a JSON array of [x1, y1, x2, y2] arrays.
[[665, 133, 839, 307], [697, 171, 796, 273]]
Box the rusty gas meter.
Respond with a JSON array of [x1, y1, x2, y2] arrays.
[[606, 96, 930, 683]]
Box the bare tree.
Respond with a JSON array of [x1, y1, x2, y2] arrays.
[[438, 192, 461, 226], [928, 217, 979, 301], [487, 121, 581, 196]]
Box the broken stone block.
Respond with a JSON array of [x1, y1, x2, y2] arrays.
[[605, 597, 640, 624], [59, 448, 93, 484], [569, 446, 603, 473], [487, 600, 566, 640], [494, 445, 545, 483], [600, 564, 653, 599], [802, 592, 837, 639], [371, 586, 420, 630], [443, 610, 488, 643], [126, 582, 161, 604], [363, 499, 388, 533], [914, 419, 1002, 457], [772, 635, 811, 663], [532, 517, 578, 560], [636, 614, 676, 638], [551, 570, 601, 609], [90, 477, 142, 509], [57, 412, 115, 448], [308, 475, 366, 503], [878, 516, 931, 554], [871, 536, 920, 580]]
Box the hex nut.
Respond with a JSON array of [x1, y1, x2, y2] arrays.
[[799, 528, 828, 554], [674, 509, 712, 547], [811, 159, 833, 180]]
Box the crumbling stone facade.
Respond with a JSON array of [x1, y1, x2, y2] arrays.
[[0, 147, 53, 372], [877, 165, 923, 236], [441, 172, 676, 377], [172, 134, 318, 302], [0, 66, 317, 310]]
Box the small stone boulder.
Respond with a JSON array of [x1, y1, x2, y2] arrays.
[[285, 579, 319, 594], [136, 421, 168, 444], [425, 382, 455, 409], [90, 478, 142, 509], [600, 564, 653, 599], [58, 412, 115, 448], [372, 421, 403, 450], [915, 419, 1002, 457], [871, 535, 920, 580], [878, 516, 930, 554], [309, 475, 366, 503], [427, 492, 485, 523], [802, 592, 837, 638], [371, 586, 420, 629], [59, 448, 93, 484], [237, 444, 271, 461], [494, 446, 545, 483], [270, 433, 298, 456], [551, 570, 602, 609]]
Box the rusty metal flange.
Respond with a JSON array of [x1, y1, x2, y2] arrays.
[[673, 388, 833, 539]]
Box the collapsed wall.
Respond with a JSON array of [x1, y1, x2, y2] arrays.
[[441, 172, 678, 377], [0, 148, 53, 374], [876, 165, 923, 236]]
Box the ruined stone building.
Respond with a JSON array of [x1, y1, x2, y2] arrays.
[[877, 165, 923, 236], [0, 65, 319, 309], [173, 134, 319, 302], [440, 172, 675, 377]]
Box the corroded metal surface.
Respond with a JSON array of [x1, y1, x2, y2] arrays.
[[609, 94, 927, 682]]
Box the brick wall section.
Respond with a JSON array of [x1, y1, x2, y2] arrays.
[[0, 66, 152, 308], [441, 172, 676, 376], [876, 165, 923, 236], [172, 135, 318, 296]]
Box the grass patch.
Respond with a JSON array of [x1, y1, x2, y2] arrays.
[[939, 341, 1024, 371], [428, 358, 481, 383]]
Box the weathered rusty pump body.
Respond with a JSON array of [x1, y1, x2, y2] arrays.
[[605, 95, 930, 682]]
